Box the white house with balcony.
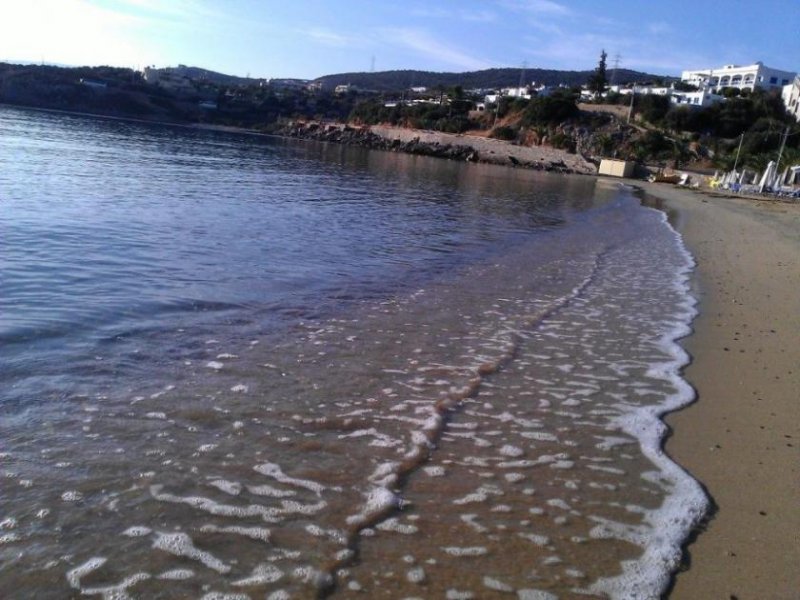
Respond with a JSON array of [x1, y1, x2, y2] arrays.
[[782, 76, 800, 121], [681, 62, 795, 93]]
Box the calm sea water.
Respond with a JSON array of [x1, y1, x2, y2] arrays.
[[0, 106, 707, 599]]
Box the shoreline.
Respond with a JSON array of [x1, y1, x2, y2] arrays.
[[636, 182, 800, 599], [6, 100, 797, 593]]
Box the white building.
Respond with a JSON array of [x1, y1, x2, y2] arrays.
[[500, 86, 532, 99], [782, 76, 800, 121], [670, 89, 725, 108], [681, 62, 795, 93], [607, 85, 671, 96]]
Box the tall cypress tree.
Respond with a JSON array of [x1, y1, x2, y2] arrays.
[[589, 50, 608, 98]]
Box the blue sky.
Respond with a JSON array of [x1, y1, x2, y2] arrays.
[[1, 0, 797, 79]]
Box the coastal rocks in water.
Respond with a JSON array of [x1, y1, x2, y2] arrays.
[[281, 121, 596, 175]]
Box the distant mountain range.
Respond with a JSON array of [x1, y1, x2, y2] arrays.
[[163, 64, 673, 92], [313, 67, 673, 91], [1, 61, 671, 93]]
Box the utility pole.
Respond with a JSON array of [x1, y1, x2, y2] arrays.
[[771, 125, 790, 188], [732, 132, 744, 173], [627, 90, 635, 123], [776, 125, 789, 169]]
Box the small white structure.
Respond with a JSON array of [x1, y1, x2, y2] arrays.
[[141, 66, 195, 93], [682, 62, 795, 93], [782, 76, 800, 121], [142, 66, 160, 84], [80, 78, 107, 90], [599, 159, 635, 178]]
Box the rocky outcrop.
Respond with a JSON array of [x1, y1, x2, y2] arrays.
[[280, 121, 597, 175]]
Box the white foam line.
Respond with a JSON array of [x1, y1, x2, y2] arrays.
[[153, 531, 230, 573], [150, 485, 325, 521], [254, 462, 325, 495], [66, 557, 107, 589], [200, 524, 271, 542], [232, 563, 284, 586], [82, 573, 151, 597], [585, 206, 709, 599]]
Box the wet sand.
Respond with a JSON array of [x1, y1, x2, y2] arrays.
[[637, 182, 800, 599]]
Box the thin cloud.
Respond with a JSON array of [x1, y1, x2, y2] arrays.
[[382, 27, 494, 71], [304, 27, 356, 48], [523, 27, 717, 75], [647, 22, 673, 35], [409, 7, 497, 23], [500, 0, 572, 17], [523, 32, 621, 70], [526, 20, 565, 36], [99, 0, 242, 31], [460, 9, 498, 22]]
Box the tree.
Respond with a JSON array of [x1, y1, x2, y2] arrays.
[[521, 91, 579, 125], [588, 50, 608, 98], [636, 94, 671, 125]]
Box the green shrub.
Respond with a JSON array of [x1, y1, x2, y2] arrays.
[[490, 126, 517, 141], [521, 93, 579, 125]]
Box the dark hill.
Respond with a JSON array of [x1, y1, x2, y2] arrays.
[[314, 67, 670, 92]]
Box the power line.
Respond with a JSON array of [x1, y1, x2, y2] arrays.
[[610, 53, 621, 87]]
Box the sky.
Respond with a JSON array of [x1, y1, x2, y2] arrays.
[[0, 0, 798, 80]]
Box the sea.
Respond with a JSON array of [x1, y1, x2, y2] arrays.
[[0, 105, 708, 599]]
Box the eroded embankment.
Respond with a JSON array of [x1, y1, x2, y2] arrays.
[[281, 121, 598, 175]]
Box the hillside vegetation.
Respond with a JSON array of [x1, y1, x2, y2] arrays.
[[314, 67, 663, 91], [348, 86, 799, 172]]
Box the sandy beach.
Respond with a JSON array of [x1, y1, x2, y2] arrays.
[[637, 183, 800, 599]]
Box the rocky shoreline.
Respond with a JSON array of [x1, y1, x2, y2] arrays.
[[281, 121, 598, 175]]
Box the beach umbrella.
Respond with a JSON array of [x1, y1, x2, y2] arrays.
[[720, 170, 733, 187], [758, 161, 777, 193]]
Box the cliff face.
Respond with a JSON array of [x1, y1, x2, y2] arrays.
[[281, 121, 597, 175]]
